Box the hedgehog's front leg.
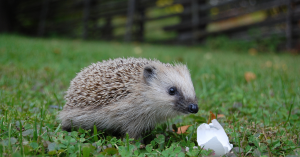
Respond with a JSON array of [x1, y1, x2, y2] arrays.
[[125, 124, 143, 140]]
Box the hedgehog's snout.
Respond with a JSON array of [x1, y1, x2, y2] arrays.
[[188, 104, 198, 113]]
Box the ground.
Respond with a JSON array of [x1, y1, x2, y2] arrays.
[[0, 34, 299, 156]]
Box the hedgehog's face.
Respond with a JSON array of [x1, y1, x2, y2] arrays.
[[143, 64, 198, 115]]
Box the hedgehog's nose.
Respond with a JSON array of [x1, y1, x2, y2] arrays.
[[188, 104, 198, 113]]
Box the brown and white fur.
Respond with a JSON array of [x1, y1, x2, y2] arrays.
[[59, 58, 198, 139]]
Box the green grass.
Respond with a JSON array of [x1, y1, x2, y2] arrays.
[[0, 34, 299, 156]]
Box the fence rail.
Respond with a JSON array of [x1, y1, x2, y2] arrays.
[[0, 0, 299, 50]]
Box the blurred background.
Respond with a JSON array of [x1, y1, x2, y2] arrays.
[[0, 0, 299, 52]]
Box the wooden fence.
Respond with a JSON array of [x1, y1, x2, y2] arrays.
[[0, 0, 299, 50]]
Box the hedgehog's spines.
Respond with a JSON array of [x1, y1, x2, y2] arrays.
[[65, 57, 154, 107]]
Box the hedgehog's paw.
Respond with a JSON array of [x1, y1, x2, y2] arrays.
[[61, 118, 74, 132]]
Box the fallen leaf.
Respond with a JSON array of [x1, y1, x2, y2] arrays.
[[248, 48, 257, 56], [44, 66, 51, 71], [217, 114, 225, 118], [175, 125, 191, 134], [53, 48, 61, 54], [139, 144, 146, 149], [265, 61, 272, 67], [244, 72, 256, 82], [207, 111, 216, 124]]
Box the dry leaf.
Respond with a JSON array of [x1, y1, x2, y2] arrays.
[[248, 48, 258, 56], [244, 72, 256, 82], [207, 111, 216, 124], [44, 66, 51, 71], [265, 61, 272, 67], [176, 125, 191, 134], [217, 114, 225, 118], [53, 48, 61, 54]]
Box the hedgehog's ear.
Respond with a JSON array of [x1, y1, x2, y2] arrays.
[[143, 65, 156, 83]]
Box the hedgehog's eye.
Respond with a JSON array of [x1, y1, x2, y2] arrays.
[[168, 87, 177, 95]]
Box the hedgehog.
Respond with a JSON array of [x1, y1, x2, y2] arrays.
[[59, 57, 198, 139]]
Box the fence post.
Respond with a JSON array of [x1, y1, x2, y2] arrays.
[[90, 0, 99, 39], [124, 0, 135, 42], [191, 0, 199, 44], [136, 2, 145, 42], [286, 0, 292, 50], [82, 0, 91, 39], [38, 0, 49, 36], [103, 17, 113, 40]]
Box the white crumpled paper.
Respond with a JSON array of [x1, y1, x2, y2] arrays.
[[197, 119, 233, 156]]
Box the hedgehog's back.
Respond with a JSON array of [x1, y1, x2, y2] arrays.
[[65, 58, 159, 108]]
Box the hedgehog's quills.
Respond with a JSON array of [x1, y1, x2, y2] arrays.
[[59, 57, 198, 139]]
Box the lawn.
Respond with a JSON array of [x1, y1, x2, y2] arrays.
[[0, 34, 299, 156]]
